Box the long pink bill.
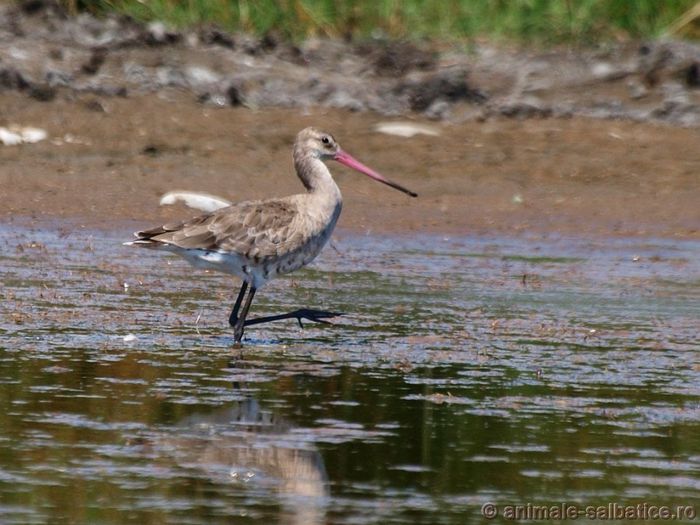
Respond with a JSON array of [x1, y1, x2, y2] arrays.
[[334, 150, 418, 198]]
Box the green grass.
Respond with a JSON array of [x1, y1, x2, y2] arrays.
[[62, 0, 697, 44]]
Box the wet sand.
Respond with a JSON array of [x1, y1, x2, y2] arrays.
[[1, 2, 698, 239], [1, 90, 698, 239]]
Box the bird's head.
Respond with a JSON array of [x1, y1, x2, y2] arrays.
[[295, 127, 339, 160], [294, 127, 418, 198]]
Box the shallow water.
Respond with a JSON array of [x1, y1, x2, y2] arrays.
[[1, 223, 699, 524]]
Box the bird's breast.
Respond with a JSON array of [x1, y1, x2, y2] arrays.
[[261, 199, 342, 280]]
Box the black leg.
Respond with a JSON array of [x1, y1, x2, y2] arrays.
[[233, 286, 256, 343], [229, 280, 342, 342], [244, 309, 342, 328], [228, 281, 249, 327]]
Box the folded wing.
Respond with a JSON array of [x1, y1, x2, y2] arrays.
[[131, 199, 303, 260]]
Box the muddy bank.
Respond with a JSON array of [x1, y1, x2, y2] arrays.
[[0, 2, 698, 239], [1, 1, 699, 126], [0, 90, 698, 238]]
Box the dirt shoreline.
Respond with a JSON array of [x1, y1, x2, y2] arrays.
[[1, 2, 700, 126], [0, 2, 698, 240], [1, 91, 698, 239]]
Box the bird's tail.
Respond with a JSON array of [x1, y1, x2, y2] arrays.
[[123, 227, 170, 248], [123, 239, 160, 247]]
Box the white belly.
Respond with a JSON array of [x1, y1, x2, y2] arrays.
[[161, 199, 341, 289]]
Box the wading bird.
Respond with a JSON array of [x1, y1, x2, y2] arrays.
[[125, 127, 417, 343]]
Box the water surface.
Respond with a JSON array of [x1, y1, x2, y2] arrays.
[[1, 223, 699, 524]]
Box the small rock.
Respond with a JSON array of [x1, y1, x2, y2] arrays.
[[141, 144, 161, 157], [227, 84, 244, 106], [591, 62, 614, 79], [197, 92, 227, 107], [685, 62, 699, 88], [0, 128, 23, 146], [19, 126, 47, 143], [497, 96, 552, 119], [374, 121, 440, 138], [49, 48, 63, 60], [101, 85, 128, 97], [186, 66, 220, 86], [424, 100, 450, 120], [0, 125, 47, 145], [19, 0, 52, 15], [198, 26, 235, 48], [260, 29, 282, 51], [45, 70, 72, 87], [397, 69, 487, 112], [83, 99, 106, 112], [0, 67, 30, 90], [145, 21, 180, 46], [81, 47, 107, 75], [28, 84, 56, 102], [627, 81, 648, 100], [357, 39, 436, 77]]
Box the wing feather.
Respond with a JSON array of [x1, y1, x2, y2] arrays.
[[132, 198, 301, 259]]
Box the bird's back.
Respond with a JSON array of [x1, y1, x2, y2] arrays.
[[129, 193, 340, 286]]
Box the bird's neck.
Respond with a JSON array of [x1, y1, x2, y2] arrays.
[[294, 154, 342, 203], [294, 154, 343, 236]]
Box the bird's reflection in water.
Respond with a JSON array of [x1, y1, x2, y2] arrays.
[[157, 395, 329, 525]]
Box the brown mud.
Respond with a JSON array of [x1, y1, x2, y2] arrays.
[[1, 90, 698, 238], [0, 2, 698, 238]]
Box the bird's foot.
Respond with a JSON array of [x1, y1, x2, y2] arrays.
[[287, 309, 343, 329], [242, 309, 343, 328]]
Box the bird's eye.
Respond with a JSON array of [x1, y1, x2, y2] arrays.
[[321, 136, 330, 145]]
